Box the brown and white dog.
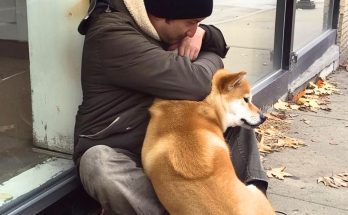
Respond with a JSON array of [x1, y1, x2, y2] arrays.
[[142, 69, 275, 215]]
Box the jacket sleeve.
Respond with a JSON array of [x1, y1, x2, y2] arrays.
[[88, 13, 224, 101], [199, 24, 230, 58]]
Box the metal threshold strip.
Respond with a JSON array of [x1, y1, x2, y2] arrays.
[[0, 165, 79, 215]]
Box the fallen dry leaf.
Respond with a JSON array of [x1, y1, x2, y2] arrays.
[[320, 81, 340, 95], [292, 90, 306, 102], [338, 173, 348, 181], [268, 112, 287, 120], [318, 177, 337, 188], [297, 98, 320, 109], [317, 172, 348, 188], [289, 114, 299, 118], [320, 107, 332, 112], [256, 114, 305, 155], [317, 173, 348, 188], [308, 82, 318, 89], [289, 104, 300, 110], [318, 99, 331, 105], [332, 177, 348, 187], [304, 93, 320, 100], [263, 128, 279, 136], [290, 78, 340, 113], [276, 137, 306, 149], [308, 80, 340, 96], [256, 132, 273, 154], [273, 100, 289, 111], [267, 166, 293, 180], [316, 79, 325, 88]]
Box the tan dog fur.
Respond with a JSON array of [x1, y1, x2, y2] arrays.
[[142, 69, 275, 215]]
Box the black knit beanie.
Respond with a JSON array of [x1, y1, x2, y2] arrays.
[[144, 0, 213, 19]]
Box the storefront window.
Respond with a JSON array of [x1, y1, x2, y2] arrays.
[[293, 0, 334, 50], [205, 0, 278, 84], [0, 0, 339, 212]]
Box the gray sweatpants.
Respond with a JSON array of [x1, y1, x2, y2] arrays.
[[79, 145, 166, 215], [79, 127, 267, 215]]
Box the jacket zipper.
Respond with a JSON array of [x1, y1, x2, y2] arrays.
[[79, 116, 120, 139]]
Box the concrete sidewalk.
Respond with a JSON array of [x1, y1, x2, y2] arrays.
[[263, 69, 348, 214]]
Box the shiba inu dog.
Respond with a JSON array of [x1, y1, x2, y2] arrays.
[[142, 69, 275, 215]]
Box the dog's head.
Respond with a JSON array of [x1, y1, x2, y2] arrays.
[[207, 69, 267, 130]]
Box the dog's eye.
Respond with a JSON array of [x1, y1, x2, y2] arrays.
[[243, 97, 249, 103]]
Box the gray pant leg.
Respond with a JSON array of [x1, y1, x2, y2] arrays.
[[79, 145, 166, 215], [225, 127, 268, 185]]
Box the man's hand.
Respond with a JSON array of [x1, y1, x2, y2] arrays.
[[168, 27, 205, 61]]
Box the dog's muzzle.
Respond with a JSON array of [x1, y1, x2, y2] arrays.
[[241, 113, 267, 129]]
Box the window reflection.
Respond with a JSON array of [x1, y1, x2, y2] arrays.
[[205, 0, 278, 84], [293, 0, 333, 50], [0, 43, 51, 182]]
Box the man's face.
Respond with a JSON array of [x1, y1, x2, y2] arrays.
[[157, 18, 205, 45]]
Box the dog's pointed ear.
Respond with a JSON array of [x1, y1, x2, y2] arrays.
[[220, 71, 247, 93]]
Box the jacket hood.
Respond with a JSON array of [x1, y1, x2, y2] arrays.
[[123, 0, 160, 41], [78, 0, 160, 40]]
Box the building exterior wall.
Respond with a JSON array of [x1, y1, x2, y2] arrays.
[[338, 0, 348, 63], [27, 0, 88, 153]]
